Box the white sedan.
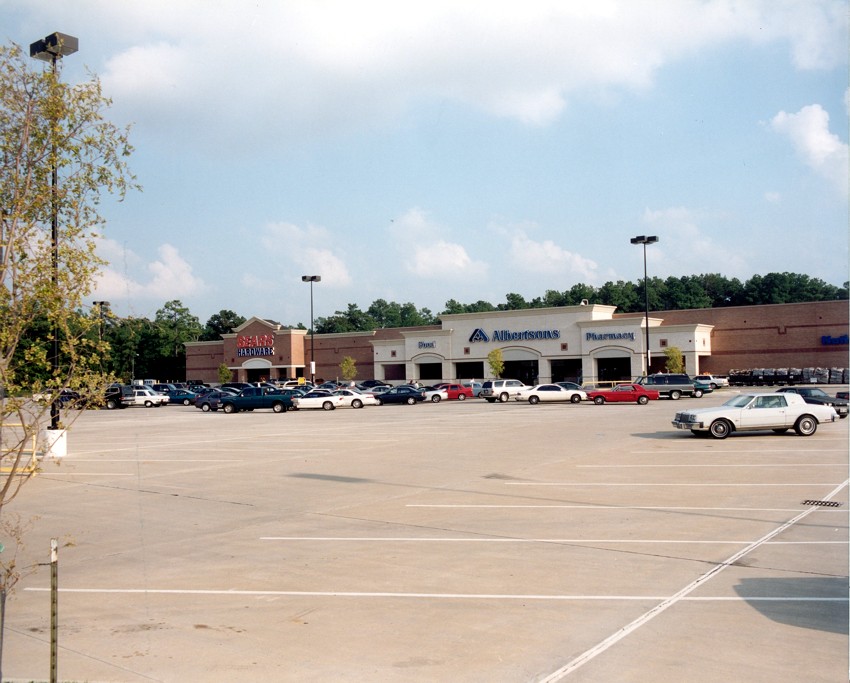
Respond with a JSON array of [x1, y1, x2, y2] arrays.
[[128, 387, 169, 407], [333, 389, 379, 408], [291, 391, 346, 411], [514, 384, 587, 404], [423, 387, 449, 403]]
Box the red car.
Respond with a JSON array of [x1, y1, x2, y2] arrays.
[[586, 383, 660, 405], [435, 383, 474, 400]]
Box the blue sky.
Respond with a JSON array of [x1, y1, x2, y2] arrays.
[[5, 1, 848, 327]]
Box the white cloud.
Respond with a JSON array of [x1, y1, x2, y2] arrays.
[[49, 0, 842, 145], [764, 191, 782, 203], [260, 221, 352, 286], [507, 228, 600, 283], [93, 240, 206, 304], [407, 240, 488, 278], [770, 104, 849, 196]]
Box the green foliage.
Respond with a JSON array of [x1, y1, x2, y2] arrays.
[[340, 356, 357, 382], [218, 363, 232, 383], [201, 310, 246, 341], [664, 346, 685, 374], [487, 348, 505, 378]]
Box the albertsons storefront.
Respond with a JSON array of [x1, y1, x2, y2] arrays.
[[371, 304, 712, 385]]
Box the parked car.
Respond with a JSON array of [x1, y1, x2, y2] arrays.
[[515, 384, 586, 404], [635, 374, 705, 399], [463, 381, 483, 397], [166, 389, 198, 405], [422, 387, 449, 403], [694, 375, 729, 389], [434, 383, 474, 400], [220, 386, 294, 413], [368, 385, 392, 396], [776, 387, 849, 418], [292, 391, 346, 411], [128, 387, 169, 407], [585, 383, 660, 405], [151, 383, 179, 394], [672, 392, 839, 439], [555, 381, 585, 392], [221, 382, 252, 393], [480, 379, 528, 403], [332, 389, 379, 408], [359, 379, 390, 389], [837, 390, 849, 400], [375, 385, 426, 405], [104, 384, 134, 410], [195, 389, 231, 412]]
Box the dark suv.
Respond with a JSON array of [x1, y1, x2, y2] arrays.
[[636, 374, 704, 400], [104, 384, 134, 410]]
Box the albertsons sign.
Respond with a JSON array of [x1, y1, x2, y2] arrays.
[[469, 327, 561, 343]]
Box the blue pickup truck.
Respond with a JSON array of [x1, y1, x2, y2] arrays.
[[220, 386, 293, 414]]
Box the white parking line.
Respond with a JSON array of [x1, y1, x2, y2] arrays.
[[580, 463, 844, 468], [23, 587, 846, 602], [504, 482, 841, 486], [407, 504, 843, 511], [537, 478, 849, 682], [259, 536, 846, 545]]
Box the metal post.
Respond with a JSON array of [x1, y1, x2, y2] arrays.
[[630, 235, 658, 374], [50, 538, 58, 683], [301, 276, 321, 383]]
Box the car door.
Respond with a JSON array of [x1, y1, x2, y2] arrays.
[[740, 395, 788, 428]]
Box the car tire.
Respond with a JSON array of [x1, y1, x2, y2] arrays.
[[223, 403, 236, 414], [693, 389, 703, 398], [637, 395, 649, 405], [794, 415, 817, 436], [669, 390, 681, 400], [375, 398, 383, 406], [144, 400, 153, 407], [570, 394, 581, 404], [431, 395, 441, 403], [593, 396, 605, 405], [709, 383, 718, 390], [457, 394, 466, 401], [183, 398, 192, 405], [201, 403, 211, 412], [498, 392, 509, 403], [272, 402, 285, 413], [351, 399, 363, 409], [708, 419, 731, 439], [406, 397, 416, 405], [528, 396, 540, 405], [106, 399, 118, 410], [322, 401, 335, 411]]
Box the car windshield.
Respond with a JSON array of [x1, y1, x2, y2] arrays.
[[724, 395, 756, 407], [803, 389, 827, 397]]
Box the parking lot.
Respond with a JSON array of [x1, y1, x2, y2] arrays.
[[3, 390, 848, 682]]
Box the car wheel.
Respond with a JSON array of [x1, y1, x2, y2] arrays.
[[375, 398, 383, 406], [794, 415, 818, 436], [709, 383, 717, 390], [457, 394, 466, 401], [693, 389, 703, 398], [593, 396, 605, 405], [570, 394, 581, 404], [498, 392, 509, 403], [322, 401, 335, 411], [351, 399, 363, 409], [183, 399, 192, 405], [528, 396, 539, 405], [406, 397, 416, 405], [201, 403, 211, 412], [272, 402, 285, 413], [669, 390, 681, 400], [144, 400, 153, 407], [223, 403, 236, 414], [431, 395, 441, 403], [106, 399, 118, 410], [708, 419, 731, 439], [637, 395, 649, 405]]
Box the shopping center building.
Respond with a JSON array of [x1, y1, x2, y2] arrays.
[[185, 300, 848, 386]]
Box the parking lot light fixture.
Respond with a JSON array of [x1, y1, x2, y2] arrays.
[[301, 276, 321, 383], [630, 235, 659, 375]]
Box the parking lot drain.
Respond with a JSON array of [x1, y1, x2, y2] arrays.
[[801, 499, 842, 507]]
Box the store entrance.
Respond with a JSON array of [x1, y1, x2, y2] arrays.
[[596, 357, 631, 382], [503, 359, 538, 385], [551, 359, 582, 383]]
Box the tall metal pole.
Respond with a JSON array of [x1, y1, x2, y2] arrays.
[[31, 33, 78, 430], [301, 276, 321, 384], [630, 235, 658, 375]]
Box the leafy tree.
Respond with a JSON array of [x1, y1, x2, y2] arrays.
[[1, 39, 137, 505], [340, 356, 357, 382], [315, 304, 375, 333], [664, 346, 684, 373], [487, 348, 505, 378], [501, 292, 529, 310], [201, 309, 246, 341], [442, 299, 466, 315], [218, 363, 232, 383], [152, 300, 202, 379], [597, 280, 640, 312]]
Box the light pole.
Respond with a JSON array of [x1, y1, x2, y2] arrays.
[[31, 32, 78, 431], [630, 235, 658, 375], [301, 275, 321, 384]]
